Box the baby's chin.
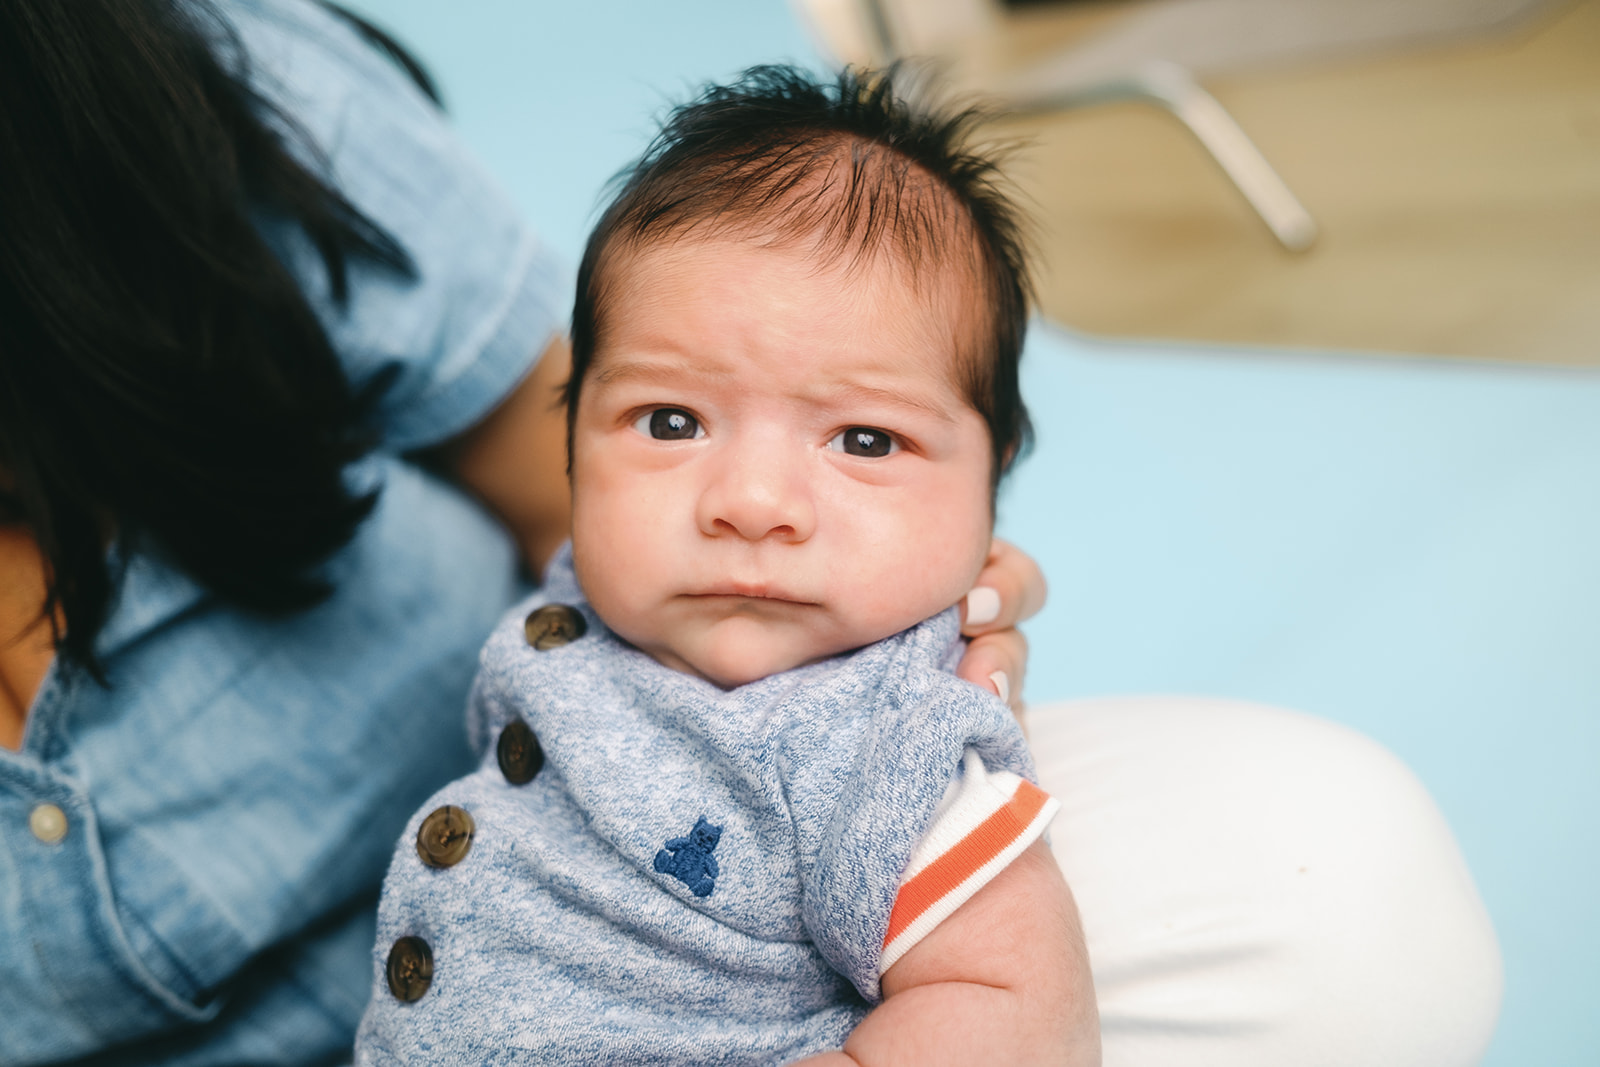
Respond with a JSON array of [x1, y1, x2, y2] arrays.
[[646, 622, 861, 691], [680, 642, 833, 691]]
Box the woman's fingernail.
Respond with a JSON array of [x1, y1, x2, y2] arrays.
[[988, 670, 1011, 706], [965, 586, 1001, 626]]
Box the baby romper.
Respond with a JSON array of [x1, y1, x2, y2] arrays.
[[357, 546, 1057, 1065]]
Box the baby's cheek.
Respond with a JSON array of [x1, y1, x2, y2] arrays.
[[854, 537, 981, 633], [923, 490, 992, 574], [844, 502, 979, 617], [570, 520, 638, 630]]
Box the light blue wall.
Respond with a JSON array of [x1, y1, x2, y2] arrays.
[[1002, 330, 1599, 1067], [347, 4, 1599, 1062]]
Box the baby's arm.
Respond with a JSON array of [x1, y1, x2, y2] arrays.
[[793, 839, 1099, 1066]]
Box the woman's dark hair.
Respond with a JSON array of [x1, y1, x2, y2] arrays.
[[0, 0, 434, 677], [568, 64, 1033, 489]]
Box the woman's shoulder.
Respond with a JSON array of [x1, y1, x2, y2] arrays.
[[226, 0, 572, 453]]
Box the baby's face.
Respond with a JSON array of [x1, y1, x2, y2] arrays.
[[570, 235, 994, 688]]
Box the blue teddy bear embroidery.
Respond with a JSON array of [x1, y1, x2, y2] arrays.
[[654, 815, 722, 897]]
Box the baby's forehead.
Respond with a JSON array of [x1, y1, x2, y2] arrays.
[[595, 228, 986, 384], [588, 144, 997, 383]]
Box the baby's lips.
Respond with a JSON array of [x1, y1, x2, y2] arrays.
[[686, 585, 817, 605]]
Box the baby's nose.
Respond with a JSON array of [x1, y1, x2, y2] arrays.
[[696, 449, 816, 542]]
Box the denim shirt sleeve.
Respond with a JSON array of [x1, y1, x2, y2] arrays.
[[0, 1, 547, 1063], [238, 0, 571, 451]]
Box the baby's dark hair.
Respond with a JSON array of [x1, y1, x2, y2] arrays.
[[567, 64, 1033, 486]]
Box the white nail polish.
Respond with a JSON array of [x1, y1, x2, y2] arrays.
[[988, 670, 1011, 706], [965, 586, 1001, 626]]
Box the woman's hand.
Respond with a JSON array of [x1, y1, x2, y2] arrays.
[[956, 538, 1047, 717]]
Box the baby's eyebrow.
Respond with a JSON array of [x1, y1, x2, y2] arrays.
[[590, 357, 731, 388], [811, 381, 960, 423]]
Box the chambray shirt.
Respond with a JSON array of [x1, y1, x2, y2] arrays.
[[0, 1, 566, 1063], [356, 549, 1035, 1066]]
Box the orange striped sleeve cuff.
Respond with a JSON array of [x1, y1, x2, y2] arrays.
[[880, 750, 1060, 974]]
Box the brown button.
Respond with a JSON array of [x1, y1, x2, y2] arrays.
[[386, 936, 433, 1002], [497, 720, 544, 785], [416, 805, 475, 869], [524, 603, 586, 650]]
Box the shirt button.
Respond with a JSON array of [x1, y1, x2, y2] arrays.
[[416, 805, 475, 869], [386, 936, 434, 1002], [496, 720, 544, 785], [29, 803, 68, 844], [524, 603, 586, 650]]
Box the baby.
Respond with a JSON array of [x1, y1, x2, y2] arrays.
[[357, 66, 1094, 1065]]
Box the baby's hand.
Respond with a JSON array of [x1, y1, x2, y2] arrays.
[[789, 839, 1099, 1067], [956, 539, 1047, 717]]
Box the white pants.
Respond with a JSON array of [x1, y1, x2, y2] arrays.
[[1026, 697, 1502, 1067]]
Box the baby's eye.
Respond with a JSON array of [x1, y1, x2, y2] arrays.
[[634, 408, 702, 440], [829, 427, 897, 458]]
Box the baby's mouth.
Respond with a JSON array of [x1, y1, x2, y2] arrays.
[[684, 584, 818, 606]]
